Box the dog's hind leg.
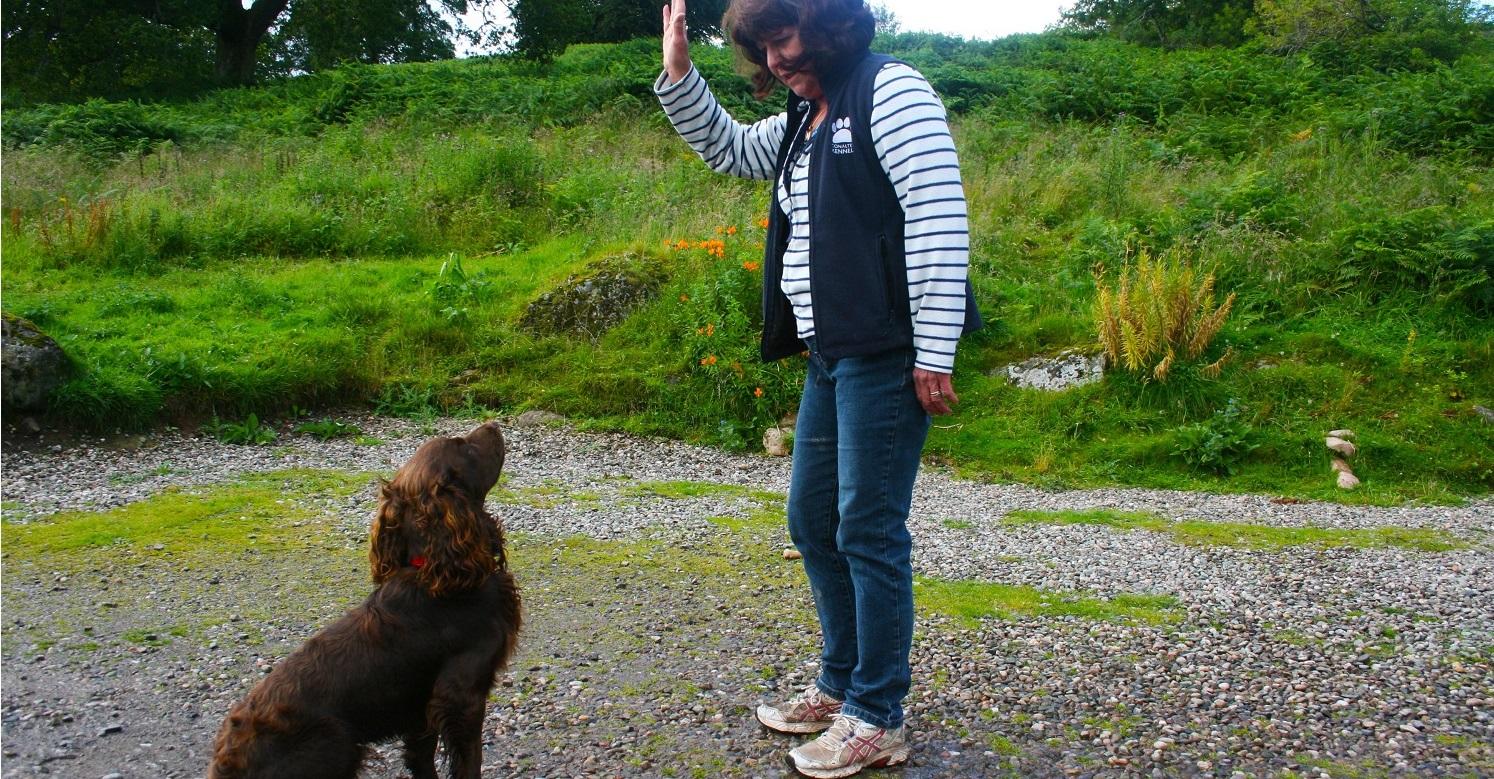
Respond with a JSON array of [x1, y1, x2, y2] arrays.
[[402, 730, 439, 779]]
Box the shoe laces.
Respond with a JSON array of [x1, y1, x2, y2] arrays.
[[814, 713, 866, 749], [792, 685, 836, 708]]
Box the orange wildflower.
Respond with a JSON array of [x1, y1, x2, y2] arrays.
[[679, 294, 689, 302], [726, 225, 738, 235], [742, 260, 761, 272], [757, 217, 769, 228], [700, 355, 718, 366], [674, 239, 690, 250], [754, 387, 764, 398], [706, 323, 715, 336]]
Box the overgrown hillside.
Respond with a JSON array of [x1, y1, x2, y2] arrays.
[[3, 32, 1491, 503]]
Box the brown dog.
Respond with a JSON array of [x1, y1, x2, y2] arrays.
[[208, 420, 520, 779]]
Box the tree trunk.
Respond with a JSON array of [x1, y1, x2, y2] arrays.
[[214, 0, 291, 86]]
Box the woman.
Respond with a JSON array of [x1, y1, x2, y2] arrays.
[[655, 0, 980, 775]]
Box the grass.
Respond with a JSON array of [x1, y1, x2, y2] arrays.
[[913, 577, 1182, 628], [1, 37, 1491, 504], [1002, 508, 1467, 551]]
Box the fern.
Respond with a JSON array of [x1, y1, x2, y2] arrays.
[[1094, 248, 1237, 383]]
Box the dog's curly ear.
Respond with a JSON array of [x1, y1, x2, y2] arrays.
[[417, 474, 497, 597], [368, 480, 408, 585]]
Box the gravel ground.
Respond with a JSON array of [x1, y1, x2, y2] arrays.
[[2, 414, 1491, 778]]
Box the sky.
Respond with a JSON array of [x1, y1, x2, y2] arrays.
[[878, 0, 1070, 39]]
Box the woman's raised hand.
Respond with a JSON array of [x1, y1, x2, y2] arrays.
[[662, 0, 691, 84]]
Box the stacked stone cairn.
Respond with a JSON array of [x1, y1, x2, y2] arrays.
[[1326, 429, 1359, 489]]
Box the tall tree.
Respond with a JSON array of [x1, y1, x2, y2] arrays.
[[3, 0, 492, 102], [216, 0, 292, 86], [1253, 0, 1489, 63], [2, 0, 219, 101], [276, 0, 467, 72], [1060, 0, 1255, 47]]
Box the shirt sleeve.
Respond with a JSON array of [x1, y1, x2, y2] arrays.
[[870, 62, 969, 375], [654, 66, 786, 182]]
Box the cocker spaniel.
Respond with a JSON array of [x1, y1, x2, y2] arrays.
[[208, 420, 520, 779]]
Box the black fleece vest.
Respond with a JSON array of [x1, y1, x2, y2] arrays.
[[759, 50, 982, 364]]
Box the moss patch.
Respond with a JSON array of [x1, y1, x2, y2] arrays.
[[621, 480, 782, 505], [2, 469, 370, 557], [1002, 508, 1466, 552], [914, 577, 1182, 627]]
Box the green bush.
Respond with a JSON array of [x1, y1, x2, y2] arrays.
[[1323, 206, 1493, 313], [3, 100, 207, 158], [655, 232, 803, 448], [1171, 399, 1259, 475], [294, 418, 360, 439], [204, 413, 278, 445]]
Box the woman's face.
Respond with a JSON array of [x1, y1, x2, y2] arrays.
[[762, 26, 823, 101]]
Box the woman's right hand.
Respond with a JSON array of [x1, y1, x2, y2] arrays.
[[662, 0, 691, 85]]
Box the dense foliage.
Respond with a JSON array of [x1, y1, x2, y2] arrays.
[[0, 0, 485, 101], [2, 24, 1490, 501], [506, 0, 728, 60]]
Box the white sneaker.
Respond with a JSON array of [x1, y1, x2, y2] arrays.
[[756, 685, 843, 734], [787, 713, 910, 778]]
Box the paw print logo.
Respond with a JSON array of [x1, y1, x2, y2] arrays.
[[831, 117, 854, 154], [831, 117, 853, 145]]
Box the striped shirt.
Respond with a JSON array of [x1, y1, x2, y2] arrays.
[[654, 62, 969, 373]]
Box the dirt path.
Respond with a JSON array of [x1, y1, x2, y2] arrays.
[[2, 417, 1490, 777]]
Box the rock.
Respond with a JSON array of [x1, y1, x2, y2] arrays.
[[1325, 437, 1357, 457], [995, 349, 1106, 391], [1, 313, 69, 411], [1337, 471, 1361, 490], [1331, 457, 1352, 474], [514, 410, 565, 428], [782, 548, 802, 560], [1475, 405, 1494, 425], [518, 253, 667, 340], [1327, 428, 1355, 439], [763, 427, 791, 457]]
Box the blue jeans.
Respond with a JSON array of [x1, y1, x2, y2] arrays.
[[787, 340, 930, 729]]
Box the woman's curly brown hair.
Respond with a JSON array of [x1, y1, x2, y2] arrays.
[[369, 420, 507, 597], [724, 0, 877, 98]]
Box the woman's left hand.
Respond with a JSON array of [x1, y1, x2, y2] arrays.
[[913, 368, 958, 416]]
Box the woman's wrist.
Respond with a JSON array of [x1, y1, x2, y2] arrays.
[[665, 61, 692, 85]]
